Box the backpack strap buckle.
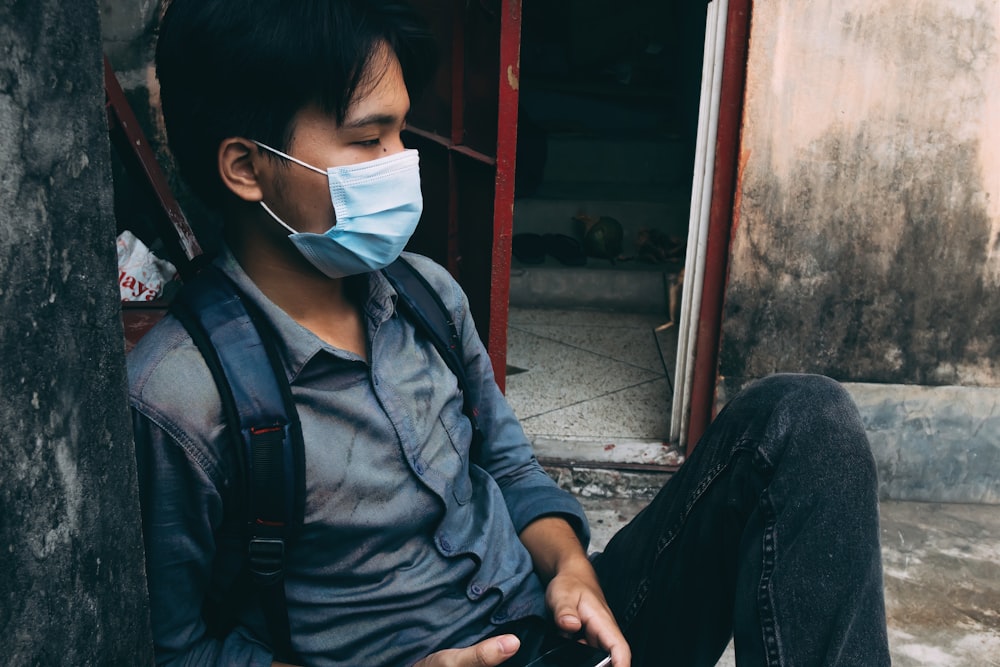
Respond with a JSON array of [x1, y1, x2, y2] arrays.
[[248, 537, 285, 585]]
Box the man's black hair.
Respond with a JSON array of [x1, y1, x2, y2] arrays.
[[156, 0, 437, 208]]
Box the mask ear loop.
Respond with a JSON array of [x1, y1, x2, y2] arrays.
[[252, 140, 327, 176], [252, 140, 328, 235], [259, 201, 299, 235]]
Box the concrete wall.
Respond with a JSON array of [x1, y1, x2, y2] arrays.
[[0, 0, 153, 662], [719, 0, 1000, 502]]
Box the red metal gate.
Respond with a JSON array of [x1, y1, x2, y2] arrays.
[[404, 0, 521, 391]]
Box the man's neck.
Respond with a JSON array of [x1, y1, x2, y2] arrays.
[[227, 227, 369, 357]]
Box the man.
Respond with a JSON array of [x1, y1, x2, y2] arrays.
[[129, 1, 891, 666]]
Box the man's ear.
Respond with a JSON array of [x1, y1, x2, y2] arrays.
[[217, 137, 264, 202]]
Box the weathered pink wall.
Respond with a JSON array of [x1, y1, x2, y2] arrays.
[[720, 0, 1000, 391]]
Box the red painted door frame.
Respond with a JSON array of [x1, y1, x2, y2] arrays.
[[405, 0, 520, 392], [489, 0, 520, 393], [686, 0, 753, 453]]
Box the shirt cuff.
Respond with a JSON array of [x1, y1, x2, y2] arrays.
[[505, 485, 591, 549]]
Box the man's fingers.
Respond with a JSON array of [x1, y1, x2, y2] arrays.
[[414, 634, 520, 667], [474, 635, 520, 666], [555, 608, 583, 634], [567, 596, 630, 667], [585, 624, 631, 667], [547, 587, 584, 634]]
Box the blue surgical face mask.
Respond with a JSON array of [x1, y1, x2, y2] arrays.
[[253, 141, 422, 279]]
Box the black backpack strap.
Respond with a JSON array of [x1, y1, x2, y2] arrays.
[[381, 258, 485, 463], [170, 265, 303, 663]]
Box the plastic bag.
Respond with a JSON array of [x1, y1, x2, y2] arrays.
[[116, 230, 178, 301]]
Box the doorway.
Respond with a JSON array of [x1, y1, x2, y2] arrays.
[[504, 0, 712, 470]]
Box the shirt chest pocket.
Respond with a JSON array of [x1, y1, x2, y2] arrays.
[[437, 408, 474, 505]]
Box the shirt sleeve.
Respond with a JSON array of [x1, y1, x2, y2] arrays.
[[440, 267, 591, 548], [132, 408, 274, 667]]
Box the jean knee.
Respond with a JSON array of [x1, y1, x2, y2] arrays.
[[746, 372, 843, 401], [739, 374, 872, 461], [747, 374, 855, 418]]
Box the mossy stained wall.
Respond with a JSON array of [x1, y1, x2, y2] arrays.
[[722, 0, 1000, 391]]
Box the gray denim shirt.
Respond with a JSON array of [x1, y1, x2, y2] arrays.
[[128, 249, 589, 666]]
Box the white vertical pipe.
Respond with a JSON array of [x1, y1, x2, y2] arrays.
[[670, 0, 717, 441], [670, 0, 730, 447]]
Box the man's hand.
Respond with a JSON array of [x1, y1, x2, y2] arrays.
[[544, 559, 630, 667], [413, 634, 520, 667], [520, 517, 631, 667]]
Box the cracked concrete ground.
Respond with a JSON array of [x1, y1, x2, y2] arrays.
[[880, 502, 1000, 667], [580, 496, 1000, 667]]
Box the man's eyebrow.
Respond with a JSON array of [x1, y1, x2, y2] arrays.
[[341, 112, 408, 129]]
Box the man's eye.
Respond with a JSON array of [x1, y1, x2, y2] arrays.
[[355, 138, 381, 147]]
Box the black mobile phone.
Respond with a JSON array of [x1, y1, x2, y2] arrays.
[[523, 640, 612, 667]]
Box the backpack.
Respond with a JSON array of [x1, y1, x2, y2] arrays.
[[168, 257, 484, 662]]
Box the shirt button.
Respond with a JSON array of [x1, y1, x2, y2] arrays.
[[440, 537, 452, 552], [470, 584, 483, 596], [413, 459, 424, 474]]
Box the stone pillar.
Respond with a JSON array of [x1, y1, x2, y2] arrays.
[[0, 0, 153, 663]]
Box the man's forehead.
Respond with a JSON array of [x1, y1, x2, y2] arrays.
[[341, 80, 409, 129]]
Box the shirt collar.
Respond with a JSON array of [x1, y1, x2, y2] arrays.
[[213, 245, 399, 383]]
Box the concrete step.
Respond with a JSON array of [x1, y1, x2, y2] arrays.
[[513, 192, 689, 245], [509, 262, 679, 314], [544, 464, 674, 503], [537, 438, 682, 501]]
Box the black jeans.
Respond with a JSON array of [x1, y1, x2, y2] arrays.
[[591, 374, 890, 666]]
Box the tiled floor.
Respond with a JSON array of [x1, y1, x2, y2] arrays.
[[505, 306, 1000, 667], [506, 307, 678, 444]]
